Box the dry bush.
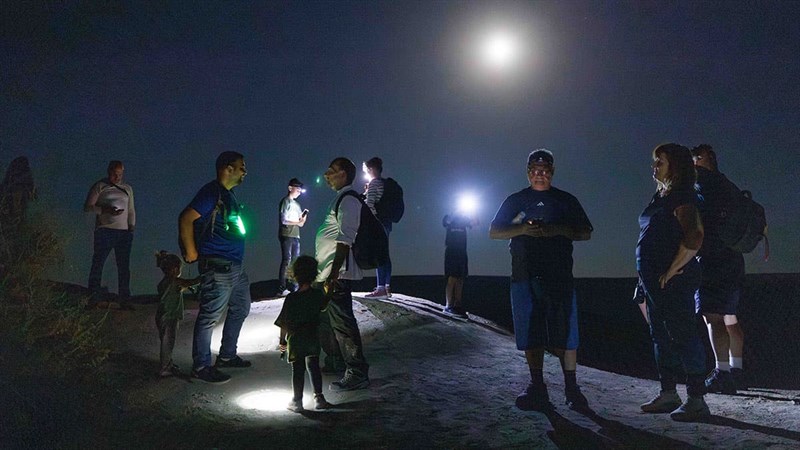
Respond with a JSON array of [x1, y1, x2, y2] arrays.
[[0, 206, 111, 377]]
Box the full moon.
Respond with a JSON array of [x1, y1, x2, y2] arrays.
[[481, 31, 518, 70]]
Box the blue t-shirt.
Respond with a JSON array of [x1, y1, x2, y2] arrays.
[[636, 189, 699, 275], [189, 180, 245, 263], [492, 186, 592, 281]]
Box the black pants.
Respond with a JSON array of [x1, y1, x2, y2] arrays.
[[324, 280, 369, 378], [292, 356, 323, 400]]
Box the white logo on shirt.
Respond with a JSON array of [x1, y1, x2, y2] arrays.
[[537, 201, 545, 206]]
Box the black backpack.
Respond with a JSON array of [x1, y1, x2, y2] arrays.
[[335, 190, 390, 270], [719, 189, 768, 258], [375, 178, 404, 223]]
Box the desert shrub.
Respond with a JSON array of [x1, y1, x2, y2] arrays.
[[0, 200, 111, 376]]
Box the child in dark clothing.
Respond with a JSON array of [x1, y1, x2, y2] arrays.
[[442, 212, 478, 318], [275, 255, 333, 411], [155, 251, 199, 377]]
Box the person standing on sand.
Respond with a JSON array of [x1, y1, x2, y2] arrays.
[[490, 149, 593, 412], [179, 151, 252, 384]]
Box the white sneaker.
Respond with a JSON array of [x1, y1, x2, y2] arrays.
[[364, 287, 388, 299], [281, 289, 291, 296], [287, 398, 304, 412]]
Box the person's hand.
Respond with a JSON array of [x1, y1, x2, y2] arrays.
[[523, 222, 547, 238], [183, 248, 198, 264], [659, 268, 683, 289]]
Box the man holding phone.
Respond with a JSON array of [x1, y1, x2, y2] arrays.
[[277, 178, 307, 295], [84, 160, 136, 310]]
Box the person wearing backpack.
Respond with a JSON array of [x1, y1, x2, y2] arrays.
[[314, 157, 370, 391], [691, 144, 747, 394], [362, 157, 394, 299]]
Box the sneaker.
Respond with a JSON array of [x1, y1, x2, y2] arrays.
[[443, 306, 467, 318], [191, 366, 231, 384], [515, 383, 551, 412], [281, 289, 291, 296], [330, 372, 370, 391], [314, 393, 333, 410], [705, 368, 736, 394], [670, 396, 710, 422], [159, 364, 180, 378], [640, 390, 682, 413], [385, 286, 392, 298], [565, 386, 589, 410], [287, 398, 304, 412], [364, 287, 388, 300], [215, 355, 252, 368]]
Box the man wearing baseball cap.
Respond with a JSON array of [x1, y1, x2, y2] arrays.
[[277, 177, 307, 296], [490, 148, 593, 412]]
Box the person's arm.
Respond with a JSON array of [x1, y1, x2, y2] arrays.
[[364, 178, 383, 212], [179, 207, 201, 263], [489, 221, 533, 240], [176, 276, 201, 289], [279, 327, 288, 353], [127, 186, 136, 232], [83, 182, 118, 215], [659, 204, 704, 288]]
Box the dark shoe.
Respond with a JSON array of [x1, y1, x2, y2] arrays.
[[191, 366, 231, 384], [314, 393, 333, 410], [565, 386, 589, 410], [705, 368, 736, 394], [515, 383, 551, 412], [215, 355, 252, 368], [330, 372, 370, 391], [670, 396, 710, 422], [641, 390, 682, 413]]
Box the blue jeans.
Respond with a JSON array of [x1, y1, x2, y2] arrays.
[[376, 220, 392, 286], [192, 257, 251, 369], [640, 260, 706, 393], [278, 236, 300, 290], [88, 228, 133, 298]]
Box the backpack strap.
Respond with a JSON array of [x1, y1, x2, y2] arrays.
[[334, 190, 365, 216]]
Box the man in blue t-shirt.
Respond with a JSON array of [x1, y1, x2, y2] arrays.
[[179, 151, 252, 384], [490, 149, 593, 412]]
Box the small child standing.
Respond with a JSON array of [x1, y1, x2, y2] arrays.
[[275, 255, 333, 412], [155, 250, 199, 377], [442, 212, 478, 318]]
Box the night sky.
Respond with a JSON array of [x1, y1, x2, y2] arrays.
[[3, 1, 798, 295]]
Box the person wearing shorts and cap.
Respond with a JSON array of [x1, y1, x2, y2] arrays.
[[490, 148, 593, 411], [278, 178, 308, 296]]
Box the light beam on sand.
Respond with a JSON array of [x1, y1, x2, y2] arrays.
[[209, 305, 282, 354], [237, 389, 299, 412]]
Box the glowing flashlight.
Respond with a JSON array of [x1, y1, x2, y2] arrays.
[[457, 193, 479, 215], [362, 163, 374, 182]]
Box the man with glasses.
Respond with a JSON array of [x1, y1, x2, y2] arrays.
[[315, 157, 370, 391], [490, 149, 593, 411], [179, 151, 252, 384]]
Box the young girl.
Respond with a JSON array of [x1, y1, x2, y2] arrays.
[[155, 250, 199, 377], [275, 255, 333, 411]]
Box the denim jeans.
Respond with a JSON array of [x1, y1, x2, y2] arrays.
[[192, 257, 251, 369], [325, 279, 369, 378], [278, 236, 300, 290], [376, 220, 392, 286], [640, 260, 706, 392], [88, 228, 133, 298]]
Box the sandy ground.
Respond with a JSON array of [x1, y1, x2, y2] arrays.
[[3, 292, 799, 449]]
